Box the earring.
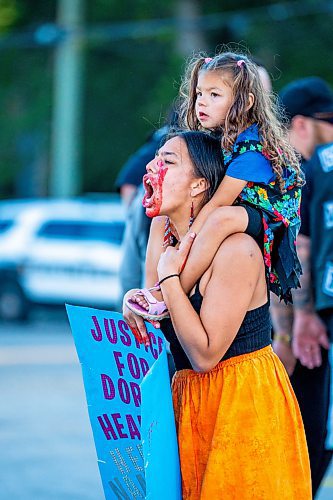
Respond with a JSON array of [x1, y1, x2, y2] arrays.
[[189, 200, 195, 229], [163, 217, 173, 248]]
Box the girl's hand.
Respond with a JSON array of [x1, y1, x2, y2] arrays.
[[157, 232, 196, 281]]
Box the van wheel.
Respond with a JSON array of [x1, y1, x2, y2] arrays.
[[0, 281, 29, 321]]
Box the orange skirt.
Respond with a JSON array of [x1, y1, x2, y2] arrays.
[[172, 346, 312, 499]]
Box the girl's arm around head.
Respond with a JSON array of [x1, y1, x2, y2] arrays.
[[159, 233, 266, 372], [190, 175, 247, 234]]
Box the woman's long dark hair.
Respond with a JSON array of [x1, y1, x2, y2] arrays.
[[166, 130, 226, 205]]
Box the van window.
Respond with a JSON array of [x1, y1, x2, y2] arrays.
[[37, 221, 125, 244]]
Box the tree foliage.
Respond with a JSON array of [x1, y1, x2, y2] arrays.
[[0, 0, 332, 197]]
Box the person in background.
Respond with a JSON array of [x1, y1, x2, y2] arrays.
[[117, 117, 177, 296], [272, 76, 333, 496], [115, 126, 169, 207], [251, 56, 273, 93], [118, 185, 151, 296]]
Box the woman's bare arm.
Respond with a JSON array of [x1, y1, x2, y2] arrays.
[[159, 233, 266, 372], [145, 216, 166, 288]]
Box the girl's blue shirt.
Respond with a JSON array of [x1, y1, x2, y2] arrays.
[[225, 124, 275, 184]]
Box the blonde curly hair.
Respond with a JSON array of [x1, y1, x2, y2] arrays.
[[179, 51, 303, 191]]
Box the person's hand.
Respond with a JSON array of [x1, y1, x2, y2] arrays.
[[292, 311, 329, 369], [122, 290, 155, 346], [157, 232, 196, 281], [273, 339, 297, 376]]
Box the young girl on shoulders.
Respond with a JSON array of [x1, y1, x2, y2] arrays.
[[127, 51, 303, 320]]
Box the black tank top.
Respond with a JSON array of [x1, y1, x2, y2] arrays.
[[160, 283, 272, 371]]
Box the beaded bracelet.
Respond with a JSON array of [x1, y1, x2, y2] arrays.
[[274, 333, 292, 345]]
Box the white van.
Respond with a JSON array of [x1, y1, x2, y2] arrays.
[[0, 197, 125, 320]]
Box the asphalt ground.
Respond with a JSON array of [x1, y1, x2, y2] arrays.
[[0, 310, 332, 499], [0, 311, 104, 500]]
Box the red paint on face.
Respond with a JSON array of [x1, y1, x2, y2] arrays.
[[142, 160, 168, 218]]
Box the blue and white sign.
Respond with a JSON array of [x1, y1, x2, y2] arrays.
[[66, 304, 181, 500]]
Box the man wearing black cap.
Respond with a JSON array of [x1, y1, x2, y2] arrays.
[[271, 76, 333, 496]]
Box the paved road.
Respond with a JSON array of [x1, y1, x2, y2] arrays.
[[0, 311, 104, 500], [0, 310, 332, 499]]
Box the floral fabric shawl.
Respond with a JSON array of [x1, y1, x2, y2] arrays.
[[223, 139, 302, 303]]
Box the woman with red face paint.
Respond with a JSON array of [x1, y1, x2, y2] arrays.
[[126, 51, 303, 321], [123, 130, 311, 499]]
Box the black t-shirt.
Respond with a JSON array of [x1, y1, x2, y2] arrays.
[[114, 126, 168, 190], [299, 159, 311, 237], [299, 143, 333, 310]]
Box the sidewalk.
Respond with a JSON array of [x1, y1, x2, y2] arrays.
[[317, 465, 333, 499], [1, 316, 333, 499]]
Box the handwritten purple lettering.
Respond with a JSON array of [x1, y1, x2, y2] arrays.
[[101, 374, 115, 400], [98, 413, 141, 440], [105, 318, 117, 344], [118, 378, 131, 404], [158, 335, 163, 354], [114, 351, 125, 376], [127, 353, 140, 379], [118, 320, 131, 346], [97, 413, 118, 440], [148, 332, 158, 359], [130, 382, 141, 407], [112, 413, 128, 439], [90, 317, 134, 347], [126, 414, 141, 440], [101, 373, 141, 407], [139, 358, 149, 377], [90, 316, 164, 362], [91, 315, 102, 341]]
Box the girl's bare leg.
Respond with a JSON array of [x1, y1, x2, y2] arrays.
[[180, 206, 249, 294], [132, 206, 249, 310]]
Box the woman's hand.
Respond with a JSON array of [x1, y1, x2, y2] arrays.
[[157, 232, 196, 281], [122, 290, 151, 346]]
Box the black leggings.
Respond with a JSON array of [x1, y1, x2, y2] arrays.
[[290, 311, 333, 497], [241, 203, 264, 248]]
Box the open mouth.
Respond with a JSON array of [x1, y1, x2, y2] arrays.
[[142, 163, 167, 217], [199, 112, 209, 119], [142, 174, 155, 208]]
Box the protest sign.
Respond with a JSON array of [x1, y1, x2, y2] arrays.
[[66, 304, 181, 500]]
